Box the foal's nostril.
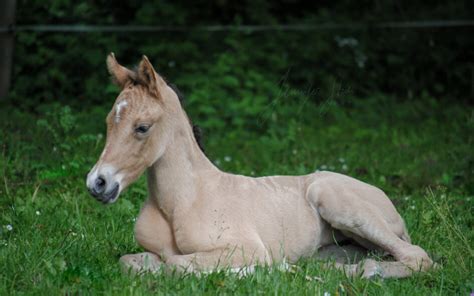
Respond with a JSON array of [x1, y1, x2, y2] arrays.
[[95, 176, 107, 193]]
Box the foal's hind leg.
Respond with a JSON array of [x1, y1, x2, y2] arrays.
[[316, 244, 368, 264], [308, 183, 433, 277]]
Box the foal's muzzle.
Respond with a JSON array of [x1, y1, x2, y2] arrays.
[[87, 177, 120, 204], [86, 165, 121, 204], [87, 164, 122, 204]]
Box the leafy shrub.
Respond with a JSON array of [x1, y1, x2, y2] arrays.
[[31, 104, 100, 181], [8, 1, 473, 112]]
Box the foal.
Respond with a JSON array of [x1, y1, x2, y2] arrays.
[[86, 53, 434, 278]]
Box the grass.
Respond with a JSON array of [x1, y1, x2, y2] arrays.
[[0, 94, 473, 295]]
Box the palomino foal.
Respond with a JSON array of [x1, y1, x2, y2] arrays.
[[86, 53, 434, 278]]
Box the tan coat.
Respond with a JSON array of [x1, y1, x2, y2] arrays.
[[86, 54, 434, 278]]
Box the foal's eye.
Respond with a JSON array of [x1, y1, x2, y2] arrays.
[[135, 125, 151, 134]]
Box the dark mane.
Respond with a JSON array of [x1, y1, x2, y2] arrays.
[[167, 83, 205, 153]]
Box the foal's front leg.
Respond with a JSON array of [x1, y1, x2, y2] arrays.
[[165, 247, 270, 273], [120, 199, 180, 274], [120, 252, 163, 275], [315, 244, 415, 278]]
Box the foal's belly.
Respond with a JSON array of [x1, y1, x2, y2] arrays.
[[256, 196, 334, 263], [173, 199, 332, 263], [173, 173, 335, 263], [238, 175, 335, 263]]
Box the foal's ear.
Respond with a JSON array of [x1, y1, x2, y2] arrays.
[[137, 55, 165, 98], [106, 53, 136, 88]]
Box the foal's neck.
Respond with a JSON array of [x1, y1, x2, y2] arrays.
[[147, 110, 218, 218]]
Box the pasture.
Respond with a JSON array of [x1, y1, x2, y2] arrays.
[[0, 93, 472, 294]]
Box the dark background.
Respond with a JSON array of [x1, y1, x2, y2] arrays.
[[4, 0, 474, 110], [0, 1, 473, 194]]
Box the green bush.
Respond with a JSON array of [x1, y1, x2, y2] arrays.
[[7, 1, 473, 111]]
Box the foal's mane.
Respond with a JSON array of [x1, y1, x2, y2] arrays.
[[128, 67, 205, 153], [168, 83, 205, 153]]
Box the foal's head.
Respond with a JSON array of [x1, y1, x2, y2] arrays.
[[86, 53, 183, 203]]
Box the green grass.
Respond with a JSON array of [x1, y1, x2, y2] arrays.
[[0, 95, 473, 295]]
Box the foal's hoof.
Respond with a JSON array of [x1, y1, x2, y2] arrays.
[[120, 252, 163, 275], [398, 245, 434, 271]]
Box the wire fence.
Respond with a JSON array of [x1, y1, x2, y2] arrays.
[[1, 20, 474, 34]]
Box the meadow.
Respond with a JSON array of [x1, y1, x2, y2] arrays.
[[0, 87, 472, 294]]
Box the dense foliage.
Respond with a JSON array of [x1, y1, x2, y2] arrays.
[[8, 0, 474, 110]]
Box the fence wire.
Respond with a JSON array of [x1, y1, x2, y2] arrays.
[[1, 20, 474, 34]]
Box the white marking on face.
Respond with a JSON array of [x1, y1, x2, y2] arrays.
[[86, 164, 99, 188], [116, 172, 125, 186], [115, 100, 128, 123]]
